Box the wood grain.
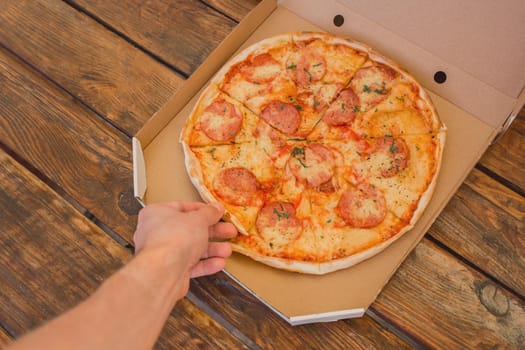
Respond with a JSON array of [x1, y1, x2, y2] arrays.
[[479, 110, 525, 192], [372, 239, 525, 349], [0, 149, 250, 349], [0, 45, 139, 241], [429, 168, 525, 297], [191, 273, 412, 349], [0, 0, 183, 136], [201, 0, 261, 22], [0, 148, 129, 336], [0, 328, 12, 347], [69, 0, 239, 76], [159, 300, 249, 350]]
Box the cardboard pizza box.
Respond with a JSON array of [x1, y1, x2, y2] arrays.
[[133, 0, 525, 325]]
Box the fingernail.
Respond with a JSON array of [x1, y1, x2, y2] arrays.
[[211, 202, 224, 212]]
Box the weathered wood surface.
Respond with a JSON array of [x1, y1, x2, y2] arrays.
[[0, 0, 523, 348], [430, 168, 525, 297], [372, 240, 525, 349], [0, 46, 138, 240], [69, 0, 239, 76], [0, 0, 183, 136], [0, 148, 250, 349], [201, 0, 262, 22], [0, 328, 12, 347], [479, 111, 525, 192]]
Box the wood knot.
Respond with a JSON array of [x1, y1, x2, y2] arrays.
[[476, 281, 509, 317], [118, 188, 142, 216]]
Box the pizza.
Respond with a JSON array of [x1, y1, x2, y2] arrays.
[[180, 32, 446, 274]]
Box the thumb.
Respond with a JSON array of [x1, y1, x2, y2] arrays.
[[194, 202, 224, 226]]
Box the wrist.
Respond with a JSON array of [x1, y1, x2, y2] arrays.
[[122, 246, 189, 304]]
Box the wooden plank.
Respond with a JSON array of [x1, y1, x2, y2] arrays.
[[479, 109, 525, 192], [0, 149, 248, 348], [0, 0, 183, 136], [0, 327, 12, 347], [372, 239, 525, 349], [429, 168, 525, 297], [0, 45, 138, 241], [191, 273, 412, 349], [69, 0, 240, 76], [201, 0, 262, 22], [160, 301, 249, 350], [0, 150, 129, 336]]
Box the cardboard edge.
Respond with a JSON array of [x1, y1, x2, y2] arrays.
[[134, 0, 278, 148], [361, 127, 500, 311], [492, 85, 525, 144], [288, 309, 365, 326], [132, 137, 147, 207], [222, 268, 365, 325]]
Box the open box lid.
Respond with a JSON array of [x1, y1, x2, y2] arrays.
[[133, 0, 525, 325]]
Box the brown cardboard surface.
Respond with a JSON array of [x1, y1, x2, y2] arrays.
[[338, 0, 525, 99], [279, 0, 519, 129], [143, 88, 495, 317], [135, 1, 518, 322]]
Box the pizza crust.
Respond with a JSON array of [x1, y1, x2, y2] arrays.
[[181, 31, 446, 274]]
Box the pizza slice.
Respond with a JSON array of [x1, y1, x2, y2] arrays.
[[307, 182, 409, 273], [214, 33, 297, 112], [183, 141, 282, 233], [308, 68, 443, 140], [230, 182, 321, 273], [352, 81, 443, 137], [277, 32, 368, 136], [345, 132, 445, 223], [180, 84, 260, 146]]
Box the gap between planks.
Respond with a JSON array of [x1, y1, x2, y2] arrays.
[[0, 139, 132, 253], [425, 233, 525, 302], [475, 163, 525, 198], [62, 0, 192, 79], [198, 0, 241, 24], [0, 41, 132, 140], [5, 2, 521, 346]]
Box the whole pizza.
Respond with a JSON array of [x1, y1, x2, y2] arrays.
[[180, 32, 446, 274]]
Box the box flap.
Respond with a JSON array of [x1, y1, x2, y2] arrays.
[[279, 0, 522, 129], [337, 0, 525, 99], [132, 137, 146, 206]]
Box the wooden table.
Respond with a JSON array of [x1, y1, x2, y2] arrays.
[[0, 1, 523, 349]]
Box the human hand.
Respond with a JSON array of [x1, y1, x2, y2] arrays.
[[133, 201, 237, 288]]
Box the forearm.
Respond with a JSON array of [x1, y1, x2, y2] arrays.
[[9, 248, 186, 350]]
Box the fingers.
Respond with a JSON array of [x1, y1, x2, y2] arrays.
[[158, 201, 207, 212], [193, 202, 225, 225], [201, 242, 232, 259], [190, 257, 226, 278], [209, 222, 237, 239]]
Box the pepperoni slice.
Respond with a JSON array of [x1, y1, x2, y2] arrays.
[[372, 137, 409, 177], [295, 50, 326, 87], [288, 144, 335, 187], [242, 53, 281, 84], [323, 88, 360, 126], [256, 201, 302, 246], [200, 100, 243, 142], [260, 101, 301, 135], [337, 184, 387, 228], [351, 65, 398, 108], [213, 167, 262, 206]]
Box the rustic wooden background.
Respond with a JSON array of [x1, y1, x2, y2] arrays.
[[0, 0, 523, 349]]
